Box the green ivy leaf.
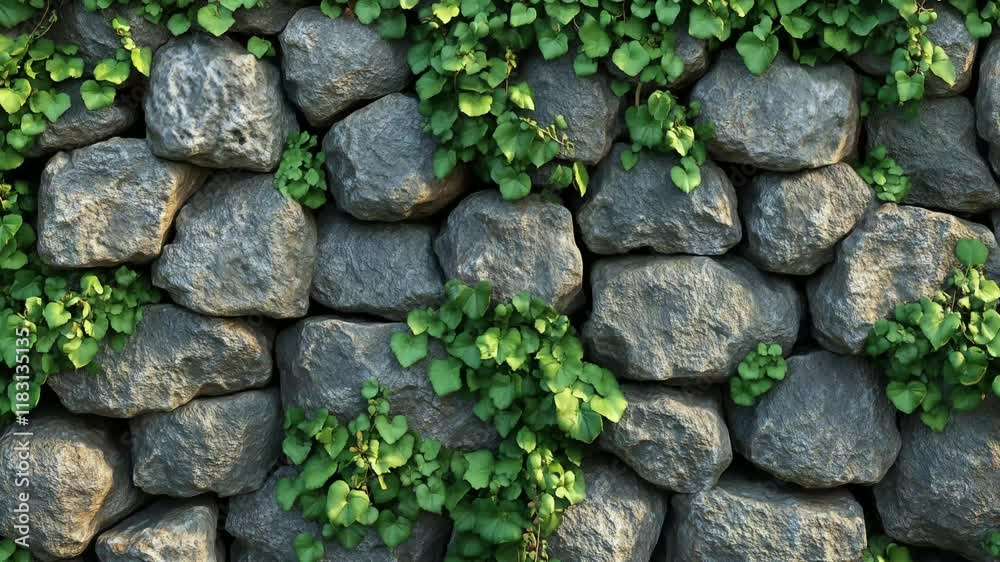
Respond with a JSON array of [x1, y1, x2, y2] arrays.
[[463, 450, 494, 489], [428, 357, 463, 396], [611, 40, 650, 77], [167, 13, 192, 36], [80, 80, 116, 110], [197, 4, 236, 36], [956, 238, 989, 267], [886, 380, 927, 414], [293, 533, 324, 562], [735, 31, 779, 75], [390, 331, 428, 367], [374, 414, 408, 444]]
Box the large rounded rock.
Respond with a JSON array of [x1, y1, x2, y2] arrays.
[[808, 203, 1000, 354], [435, 190, 583, 311], [548, 455, 667, 562], [130, 389, 282, 497], [874, 401, 999, 561], [727, 351, 900, 488], [519, 54, 622, 164], [96, 497, 219, 562], [584, 256, 800, 383], [37, 138, 207, 268], [311, 210, 443, 320], [577, 144, 740, 256], [145, 34, 297, 171], [226, 467, 450, 562], [323, 94, 467, 221], [599, 384, 731, 492], [739, 163, 873, 275], [0, 412, 144, 560], [280, 8, 409, 126], [26, 80, 137, 156], [976, 35, 1000, 174], [152, 172, 317, 319], [691, 49, 859, 171], [660, 475, 867, 561], [49, 304, 273, 418], [233, 0, 307, 34], [867, 96, 999, 213], [276, 317, 496, 450]]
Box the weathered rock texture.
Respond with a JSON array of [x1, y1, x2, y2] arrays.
[[692, 49, 859, 171], [96, 497, 219, 562], [50, 0, 170, 65], [145, 34, 297, 171], [584, 256, 800, 383], [578, 144, 740, 256], [27, 80, 138, 155], [130, 389, 282, 497], [809, 203, 1000, 353], [37, 138, 206, 268], [233, 0, 307, 34], [436, 190, 583, 312], [323, 93, 467, 221], [49, 304, 273, 418], [976, 35, 1000, 174], [153, 172, 317, 319]]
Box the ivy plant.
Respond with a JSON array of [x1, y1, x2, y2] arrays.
[[83, 0, 261, 37], [275, 131, 327, 209], [0, 538, 30, 562], [729, 342, 787, 406], [863, 534, 912, 562], [855, 144, 910, 203], [866, 238, 1000, 431]]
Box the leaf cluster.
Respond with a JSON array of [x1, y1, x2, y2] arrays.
[[866, 238, 1000, 431], [863, 534, 912, 562], [854, 144, 910, 203], [83, 0, 261, 38], [729, 342, 786, 406], [0, 0, 44, 29], [275, 131, 327, 209], [0, 538, 30, 562]]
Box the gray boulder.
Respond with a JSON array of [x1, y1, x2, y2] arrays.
[[436, 190, 583, 311], [276, 317, 496, 450], [548, 455, 667, 562], [96, 497, 218, 562], [867, 96, 999, 213], [739, 163, 874, 275], [519, 54, 622, 164], [584, 256, 800, 383], [809, 203, 1000, 354], [874, 401, 1000, 561], [312, 210, 443, 320], [227, 467, 450, 562], [49, 304, 273, 418], [976, 35, 1000, 174], [130, 389, 283, 497], [925, 2, 978, 96], [691, 49, 859, 171], [26, 80, 138, 156], [670, 30, 709, 88], [233, 0, 307, 34], [661, 475, 867, 562], [37, 138, 207, 268], [280, 8, 409, 126], [0, 412, 143, 560], [727, 351, 900, 488], [49, 0, 169, 66], [145, 34, 297, 171], [578, 144, 740, 256], [599, 384, 731, 493], [323, 93, 467, 221], [153, 172, 317, 319]]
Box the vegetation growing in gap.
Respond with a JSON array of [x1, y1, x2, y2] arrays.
[[855, 144, 911, 204], [867, 238, 1000, 431], [729, 342, 787, 406], [863, 534, 912, 562], [275, 131, 328, 209]]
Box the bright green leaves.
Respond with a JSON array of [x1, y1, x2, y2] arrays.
[[197, 3, 237, 36], [275, 132, 327, 209], [429, 358, 463, 396], [886, 380, 927, 414], [611, 40, 651, 77], [462, 450, 494, 489], [80, 80, 116, 110], [855, 145, 911, 203], [391, 331, 428, 368], [729, 343, 787, 406], [736, 16, 779, 75], [457, 92, 492, 117], [326, 480, 371, 526], [918, 298, 961, 350], [625, 91, 709, 192], [293, 533, 324, 562], [956, 238, 989, 268], [247, 36, 275, 59], [578, 14, 611, 58], [864, 534, 913, 562], [376, 511, 413, 547]]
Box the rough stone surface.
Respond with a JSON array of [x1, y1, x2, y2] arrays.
[[519, 54, 622, 164], [227, 467, 450, 562], [0, 412, 143, 560], [96, 497, 218, 562], [739, 163, 874, 275], [49, 304, 273, 418], [26, 81, 138, 156], [436, 190, 583, 311], [727, 351, 900, 488], [578, 144, 740, 256], [276, 317, 496, 450], [809, 203, 1000, 354], [874, 401, 1000, 561], [153, 172, 317, 319], [280, 8, 410, 126], [49, 1, 169, 66], [233, 0, 308, 34], [598, 384, 731, 493], [130, 389, 282, 498], [548, 455, 667, 562], [37, 138, 206, 268], [976, 35, 1000, 175], [312, 210, 443, 320], [145, 34, 297, 171], [661, 475, 867, 562], [867, 96, 999, 213], [691, 49, 859, 171], [926, 2, 978, 96], [670, 30, 709, 88], [323, 94, 467, 221], [584, 256, 800, 383]]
